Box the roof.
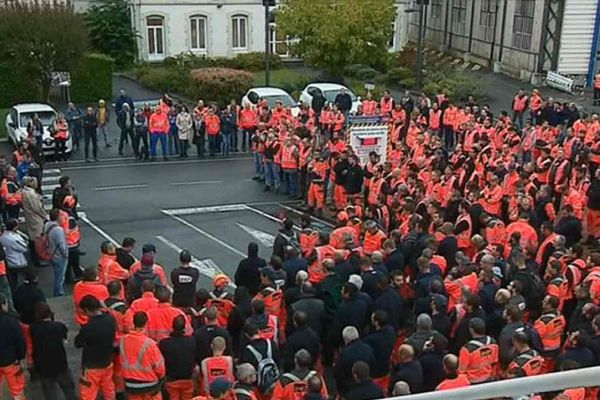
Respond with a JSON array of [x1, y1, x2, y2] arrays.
[[248, 87, 293, 97], [12, 103, 56, 113]]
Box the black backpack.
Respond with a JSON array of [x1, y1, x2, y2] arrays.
[[128, 265, 163, 299]]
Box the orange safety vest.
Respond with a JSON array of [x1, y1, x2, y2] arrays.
[[363, 230, 386, 255], [299, 229, 319, 258], [240, 108, 257, 129], [380, 97, 393, 115], [430, 109, 441, 130], [12, 151, 23, 166], [330, 226, 358, 249], [531, 94, 543, 112], [206, 293, 235, 327], [436, 374, 471, 391], [308, 244, 336, 284], [258, 314, 279, 343], [536, 233, 557, 266], [54, 120, 69, 140], [272, 371, 327, 400], [362, 100, 377, 116], [281, 145, 298, 170], [200, 356, 235, 395], [255, 287, 283, 317], [507, 350, 543, 377], [0, 260, 5, 276], [367, 178, 384, 206], [73, 281, 109, 325], [1, 179, 22, 206], [58, 209, 80, 248], [456, 214, 472, 250], [146, 303, 192, 342], [458, 336, 499, 383], [205, 114, 221, 136], [120, 331, 165, 389], [534, 312, 565, 353], [98, 254, 129, 286], [513, 95, 528, 112]]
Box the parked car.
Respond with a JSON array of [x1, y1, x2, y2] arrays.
[[5, 103, 73, 156], [242, 87, 300, 117], [299, 83, 361, 113]]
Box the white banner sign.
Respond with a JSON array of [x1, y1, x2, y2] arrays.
[[349, 124, 388, 165]]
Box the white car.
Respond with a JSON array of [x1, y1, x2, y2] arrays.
[[241, 87, 300, 117], [5, 103, 73, 156], [299, 83, 361, 113]]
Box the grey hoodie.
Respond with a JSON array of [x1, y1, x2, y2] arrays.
[[46, 221, 68, 260]]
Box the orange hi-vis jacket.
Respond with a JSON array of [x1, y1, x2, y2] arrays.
[[254, 287, 283, 318], [0, 259, 6, 276], [330, 226, 359, 249], [200, 356, 235, 395], [367, 178, 384, 206], [458, 335, 499, 383], [554, 388, 586, 400], [531, 94, 543, 112], [149, 112, 169, 134], [299, 229, 319, 258], [430, 109, 442, 130], [455, 214, 472, 250], [58, 209, 80, 248], [445, 272, 478, 310], [507, 349, 544, 377], [73, 280, 109, 325], [124, 292, 159, 331], [481, 184, 503, 216], [205, 114, 221, 136], [240, 108, 257, 129], [363, 229, 387, 255], [380, 97, 393, 115], [513, 95, 529, 112], [534, 312, 566, 354], [146, 303, 192, 342], [436, 374, 471, 391], [98, 254, 130, 286], [505, 219, 538, 250], [583, 266, 600, 305], [362, 100, 377, 116], [1, 179, 21, 206], [546, 275, 570, 310], [308, 244, 337, 284], [206, 293, 235, 327], [271, 370, 328, 400], [536, 233, 558, 266], [281, 145, 299, 170], [120, 331, 165, 391]]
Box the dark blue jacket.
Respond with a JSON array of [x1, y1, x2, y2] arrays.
[[334, 339, 376, 395], [364, 325, 396, 378], [375, 287, 404, 330]]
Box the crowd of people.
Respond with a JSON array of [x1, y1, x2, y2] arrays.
[[0, 84, 599, 400]]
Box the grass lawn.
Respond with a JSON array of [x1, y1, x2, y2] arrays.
[[0, 109, 8, 139], [253, 68, 313, 86]]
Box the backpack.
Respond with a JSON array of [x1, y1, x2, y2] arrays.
[[35, 224, 60, 263], [247, 340, 280, 394], [522, 323, 544, 354], [129, 266, 163, 299], [280, 231, 301, 255], [527, 272, 547, 309], [280, 371, 318, 400]]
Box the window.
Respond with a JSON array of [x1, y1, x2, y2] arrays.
[[389, 19, 396, 49], [451, 0, 467, 35], [190, 15, 207, 51], [430, 0, 443, 27], [146, 16, 165, 60], [512, 0, 535, 50], [480, 0, 496, 42], [231, 14, 248, 50]]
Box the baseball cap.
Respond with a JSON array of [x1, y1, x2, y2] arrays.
[[142, 243, 156, 254], [491, 266, 503, 279], [259, 266, 276, 281], [209, 378, 232, 397], [213, 274, 230, 288]]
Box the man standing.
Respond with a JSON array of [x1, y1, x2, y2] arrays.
[[115, 88, 134, 116], [0, 218, 29, 292], [47, 209, 69, 296], [205, 108, 221, 157], [120, 311, 165, 400], [83, 107, 98, 162], [117, 103, 135, 156], [0, 295, 26, 400], [65, 102, 83, 151], [171, 250, 199, 308], [334, 88, 352, 127], [96, 99, 111, 147], [75, 295, 117, 400], [512, 89, 529, 131], [149, 105, 170, 161], [280, 137, 299, 197]]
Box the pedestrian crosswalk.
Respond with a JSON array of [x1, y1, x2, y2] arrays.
[[40, 168, 82, 212]]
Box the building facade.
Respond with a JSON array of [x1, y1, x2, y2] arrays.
[[408, 0, 600, 83]]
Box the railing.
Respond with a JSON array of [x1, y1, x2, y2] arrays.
[[386, 366, 600, 400]]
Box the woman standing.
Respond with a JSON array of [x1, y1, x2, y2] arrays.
[[53, 113, 69, 161], [21, 176, 47, 267], [176, 105, 193, 158]]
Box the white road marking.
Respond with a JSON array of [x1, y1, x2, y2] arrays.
[[155, 235, 234, 287], [44, 168, 62, 175], [42, 175, 61, 183], [79, 212, 119, 246], [162, 211, 246, 258], [94, 184, 149, 191], [42, 184, 59, 192], [236, 222, 275, 247], [43, 203, 82, 211], [170, 180, 224, 186], [164, 204, 247, 216], [277, 204, 334, 228], [61, 157, 253, 171]]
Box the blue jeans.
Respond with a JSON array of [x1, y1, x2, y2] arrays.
[[254, 152, 264, 178], [221, 133, 231, 155], [283, 169, 298, 196], [150, 132, 168, 158], [265, 161, 280, 189], [168, 126, 179, 155], [512, 111, 524, 131], [208, 135, 218, 155], [52, 256, 68, 297], [242, 129, 253, 151]]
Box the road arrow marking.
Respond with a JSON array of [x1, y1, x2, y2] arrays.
[[236, 222, 275, 247]]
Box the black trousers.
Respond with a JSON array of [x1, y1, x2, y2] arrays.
[[134, 128, 149, 160], [54, 139, 67, 161], [40, 370, 78, 400], [84, 129, 98, 159], [195, 133, 205, 157], [119, 127, 135, 155], [66, 247, 80, 282]]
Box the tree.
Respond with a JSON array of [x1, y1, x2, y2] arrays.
[[276, 0, 395, 75], [85, 0, 137, 68], [0, 3, 88, 105]]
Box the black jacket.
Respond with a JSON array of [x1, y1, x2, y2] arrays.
[[158, 334, 197, 380], [234, 256, 267, 296], [282, 325, 321, 372], [345, 380, 384, 400], [334, 93, 352, 112], [13, 282, 45, 324], [342, 164, 364, 194], [0, 312, 26, 367], [74, 313, 116, 369], [364, 325, 396, 378], [330, 296, 368, 347], [194, 323, 233, 364], [418, 350, 445, 392], [30, 320, 68, 377], [389, 360, 423, 394], [241, 338, 279, 372], [374, 287, 404, 330], [290, 294, 326, 338], [384, 249, 405, 274], [334, 339, 375, 395]]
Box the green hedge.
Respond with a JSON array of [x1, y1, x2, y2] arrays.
[[161, 52, 282, 72], [0, 63, 42, 107], [71, 53, 114, 103], [189, 68, 254, 107]]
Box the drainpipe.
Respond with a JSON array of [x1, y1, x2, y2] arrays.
[[489, 0, 499, 64], [587, 0, 600, 87], [443, 0, 450, 47], [467, 0, 476, 53], [448, 0, 454, 49], [498, 0, 508, 62]]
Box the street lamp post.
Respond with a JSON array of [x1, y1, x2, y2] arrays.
[[415, 2, 426, 90], [264, 0, 275, 87]]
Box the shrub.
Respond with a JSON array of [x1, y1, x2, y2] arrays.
[[71, 53, 114, 103], [231, 52, 282, 71], [189, 68, 254, 107], [137, 67, 187, 94], [422, 69, 483, 101], [345, 64, 379, 80], [396, 45, 418, 69], [384, 67, 413, 85]]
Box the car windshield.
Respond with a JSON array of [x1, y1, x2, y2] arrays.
[[19, 111, 55, 127], [262, 94, 295, 108], [323, 89, 357, 103]]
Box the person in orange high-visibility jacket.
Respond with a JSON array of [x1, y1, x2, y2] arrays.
[[534, 295, 566, 373], [120, 311, 165, 400], [380, 91, 394, 116], [330, 212, 359, 249], [436, 354, 471, 391], [362, 93, 378, 116], [307, 234, 337, 285], [271, 349, 328, 400], [204, 108, 221, 156], [307, 153, 328, 214], [511, 89, 529, 130], [129, 244, 168, 287], [280, 138, 299, 197], [506, 330, 544, 378], [149, 105, 169, 160], [199, 337, 234, 396], [1, 167, 22, 220], [530, 89, 543, 124], [58, 195, 82, 282], [0, 295, 26, 400], [254, 267, 283, 318], [73, 267, 109, 325], [481, 175, 503, 217], [240, 103, 257, 152], [98, 241, 130, 289], [458, 318, 499, 384], [146, 287, 192, 343], [124, 280, 159, 332], [363, 220, 387, 256]]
